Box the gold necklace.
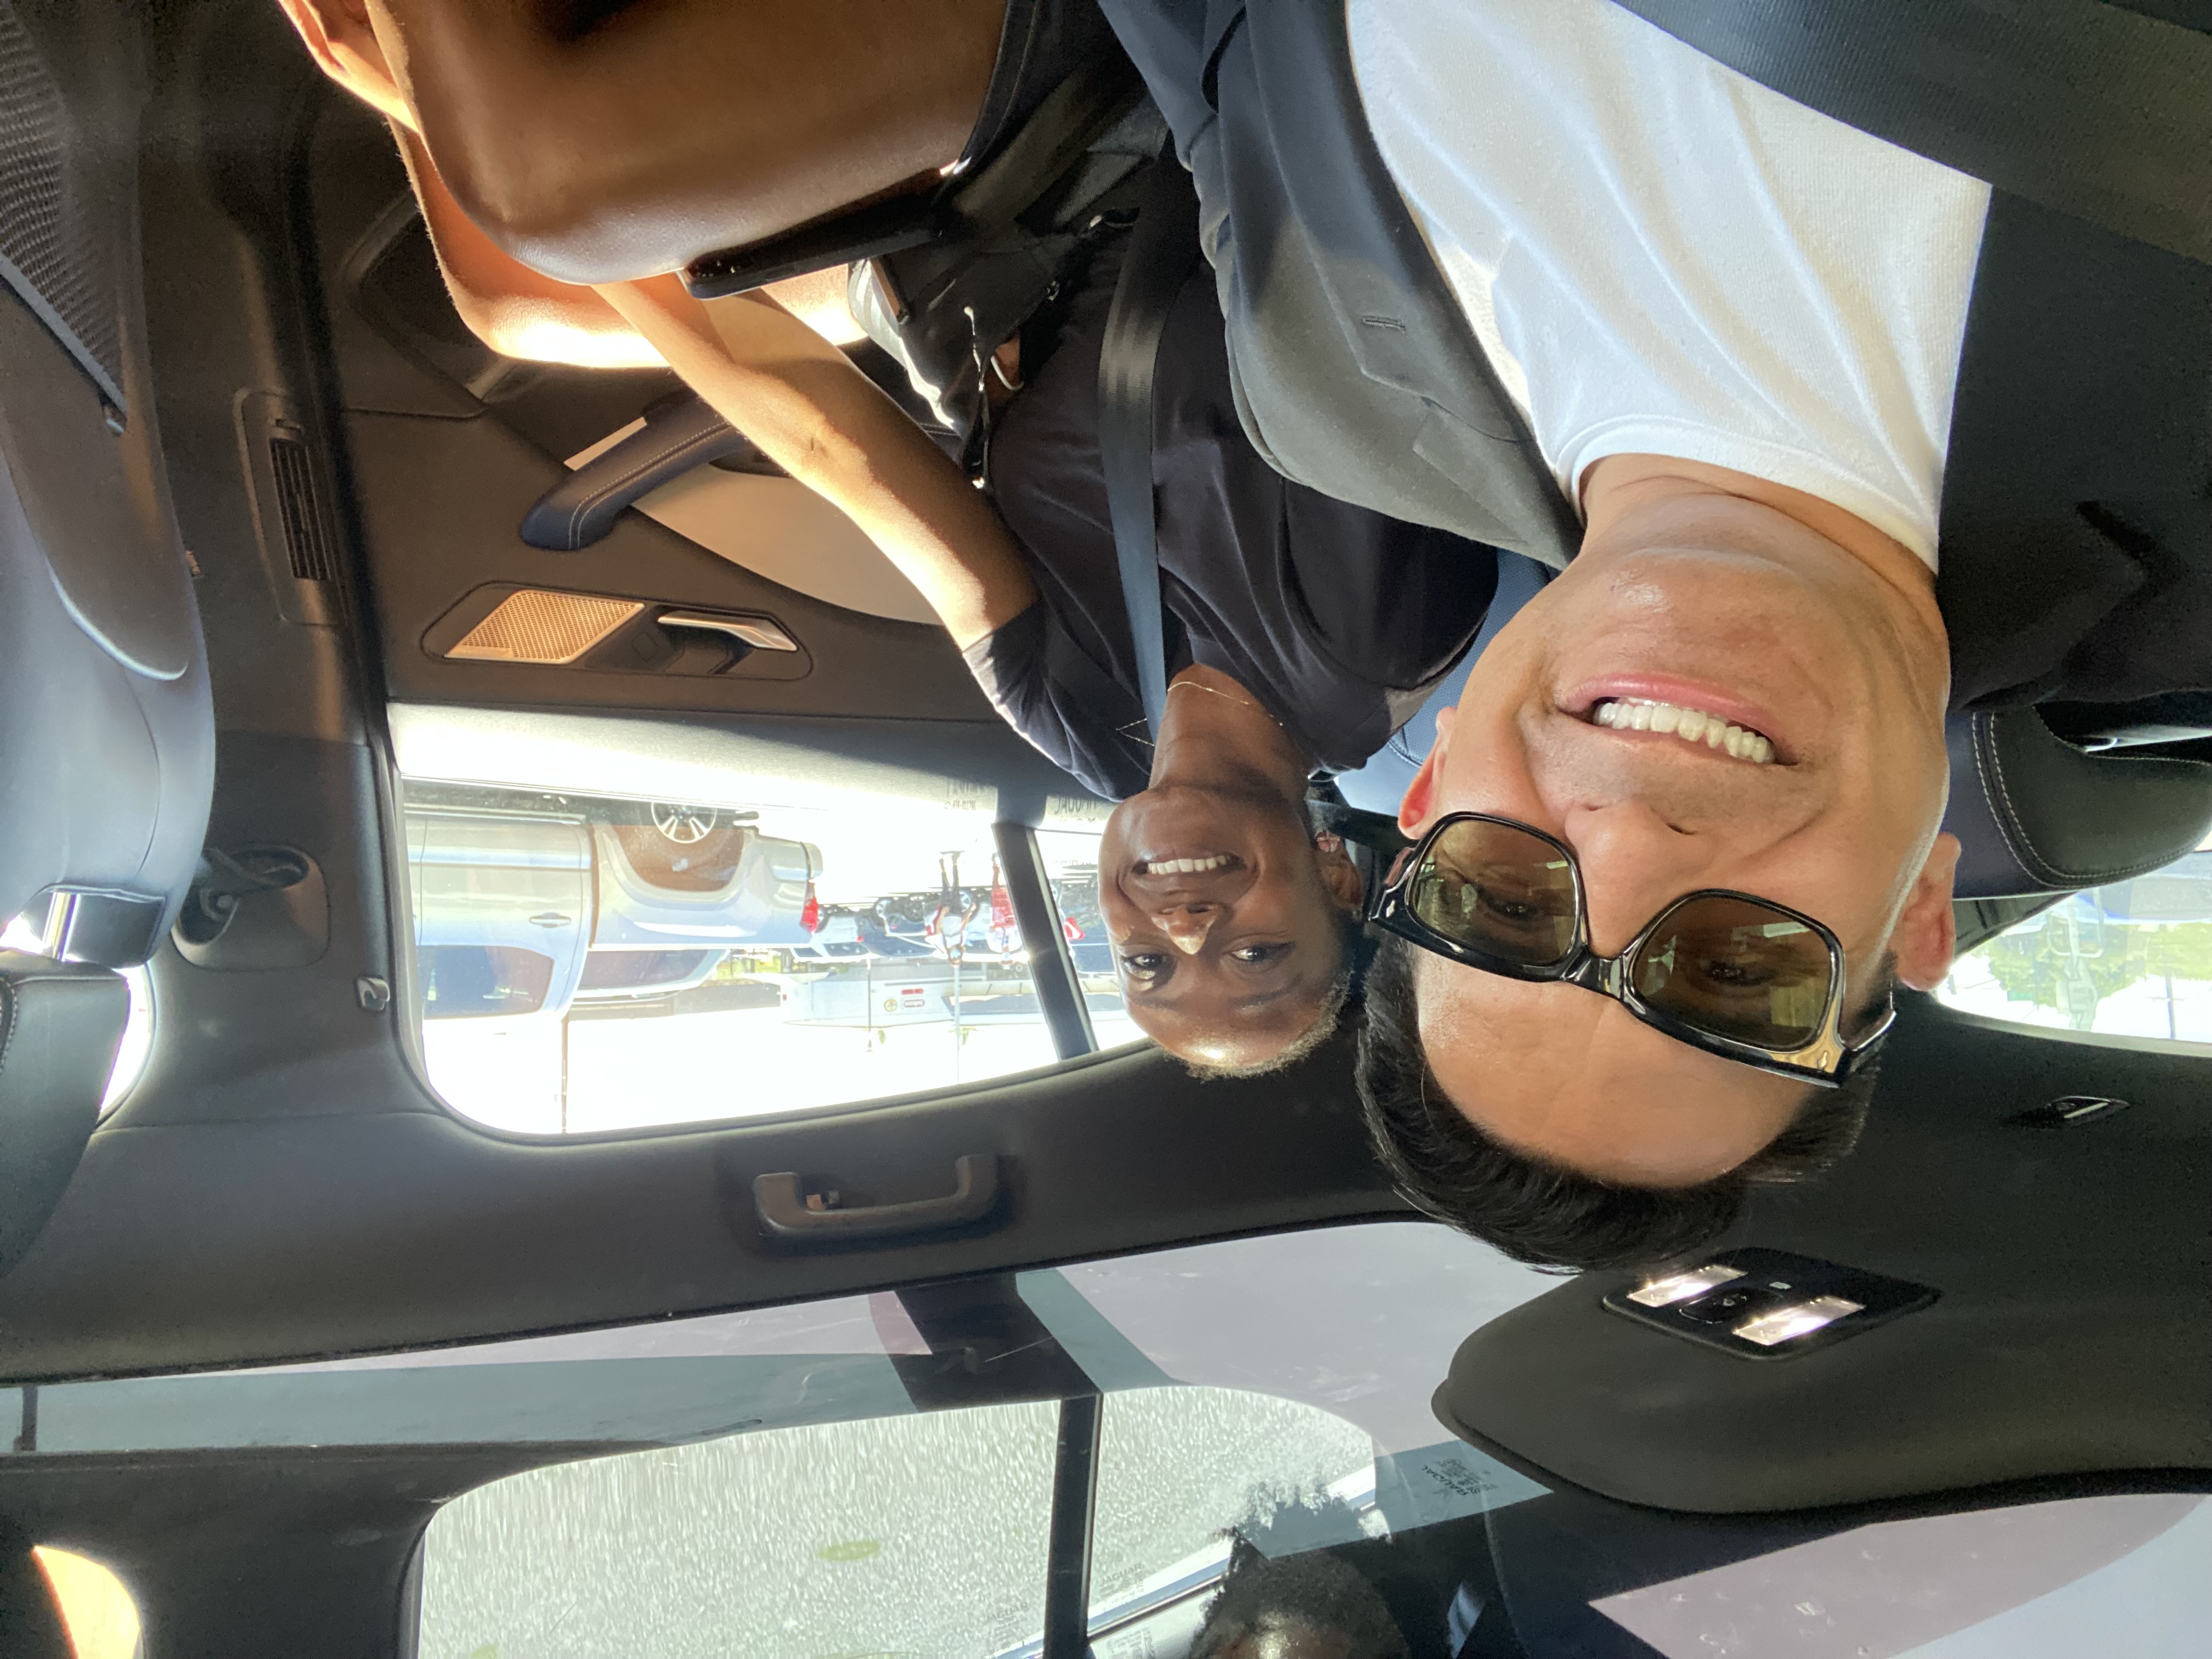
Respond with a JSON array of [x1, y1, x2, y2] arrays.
[[1168, 679, 1277, 723]]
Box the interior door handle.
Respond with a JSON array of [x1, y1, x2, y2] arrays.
[[518, 391, 778, 552], [659, 611, 800, 652], [753, 1154, 1002, 1244]]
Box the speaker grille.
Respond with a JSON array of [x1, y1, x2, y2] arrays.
[[448, 590, 645, 664], [0, 0, 125, 409]]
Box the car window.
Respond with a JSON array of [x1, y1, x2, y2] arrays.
[[2, 1222, 1551, 1652], [1039, 823, 1141, 1049], [391, 704, 1122, 1134], [5, 1221, 2196, 1656], [1937, 836, 2212, 1048], [416, 1387, 1386, 1659]]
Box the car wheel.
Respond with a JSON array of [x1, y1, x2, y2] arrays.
[[652, 802, 720, 844]]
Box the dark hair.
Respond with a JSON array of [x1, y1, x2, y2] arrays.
[[1354, 934, 1884, 1272], [1192, 1536, 1411, 1659]]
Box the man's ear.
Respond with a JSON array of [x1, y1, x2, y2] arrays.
[[1396, 706, 1454, 836], [1891, 831, 1962, 991], [274, 0, 413, 127]]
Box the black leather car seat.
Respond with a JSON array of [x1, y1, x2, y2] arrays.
[[0, 0, 214, 967], [1942, 708, 2212, 899]]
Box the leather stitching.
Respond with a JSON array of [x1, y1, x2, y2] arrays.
[[561, 428, 732, 543], [1980, 716, 2212, 886], [0, 972, 121, 1096]]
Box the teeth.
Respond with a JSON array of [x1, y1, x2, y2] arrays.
[[1141, 854, 1232, 876], [1593, 699, 1775, 764]]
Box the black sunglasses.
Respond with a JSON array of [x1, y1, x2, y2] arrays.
[[1367, 813, 1891, 1086]]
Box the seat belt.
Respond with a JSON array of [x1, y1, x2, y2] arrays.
[[1098, 162, 1202, 742], [1610, 0, 2212, 264]]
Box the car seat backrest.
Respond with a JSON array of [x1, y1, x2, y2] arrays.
[[0, 0, 213, 964], [1942, 709, 2212, 899]]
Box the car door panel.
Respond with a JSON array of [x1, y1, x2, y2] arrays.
[[304, 97, 999, 731]]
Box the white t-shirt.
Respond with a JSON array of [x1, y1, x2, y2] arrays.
[[1345, 0, 1994, 568]]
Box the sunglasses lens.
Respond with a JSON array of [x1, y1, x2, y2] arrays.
[[1408, 820, 1579, 967], [1628, 896, 1837, 1049]]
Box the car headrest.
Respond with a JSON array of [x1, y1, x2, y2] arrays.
[[1943, 709, 2212, 900], [0, 953, 126, 1277]]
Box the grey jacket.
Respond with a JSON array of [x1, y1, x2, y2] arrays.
[[1098, 0, 2212, 715]]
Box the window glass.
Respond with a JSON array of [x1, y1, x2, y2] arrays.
[[1085, 1387, 1379, 1643], [418, 1403, 1062, 1659], [391, 706, 1121, 1133], [12, 1223, 2196, 1657], [1937, 837, 2212, 1047], [1039, 822, 1141, 1049], [1593, 1493, 2210, 1659]]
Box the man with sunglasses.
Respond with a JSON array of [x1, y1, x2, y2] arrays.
[[1355, 475, 1962, 1268], [1073, 0, 2207, 1270]]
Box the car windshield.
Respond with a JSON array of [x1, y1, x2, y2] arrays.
[[9, 1220, 2199, 1658]]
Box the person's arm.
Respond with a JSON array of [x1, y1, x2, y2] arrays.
[[365, 0, 1003, 284], [596, 276, 1037, 648], [394, 123, 665, 368]]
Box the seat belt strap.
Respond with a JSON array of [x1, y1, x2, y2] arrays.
[[1610, 0, 2212, 264], [1098, 162, 1202, 742]]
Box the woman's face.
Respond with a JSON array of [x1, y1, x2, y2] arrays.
[[1098, 783, 1361, 1068]]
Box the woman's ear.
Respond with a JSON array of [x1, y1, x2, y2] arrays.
[[1314, 833, 1364, 913], [274, 0, 415, 127]]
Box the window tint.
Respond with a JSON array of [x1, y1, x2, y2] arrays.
[[1938, 837, 2212, 1047], [392, 706, 1119, 1133]]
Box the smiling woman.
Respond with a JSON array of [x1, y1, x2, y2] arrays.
[[1092, 670, 1369, 1076]]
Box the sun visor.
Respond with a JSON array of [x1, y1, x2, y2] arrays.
[[1432, 1248, 2210, 1514]]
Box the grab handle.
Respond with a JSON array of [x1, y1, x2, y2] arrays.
[[753, 1154, 1002, 1244]]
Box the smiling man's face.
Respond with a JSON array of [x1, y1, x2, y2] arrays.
[[1400, 477, 1961, 1184], [1098, 782, 1362, 1069]]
